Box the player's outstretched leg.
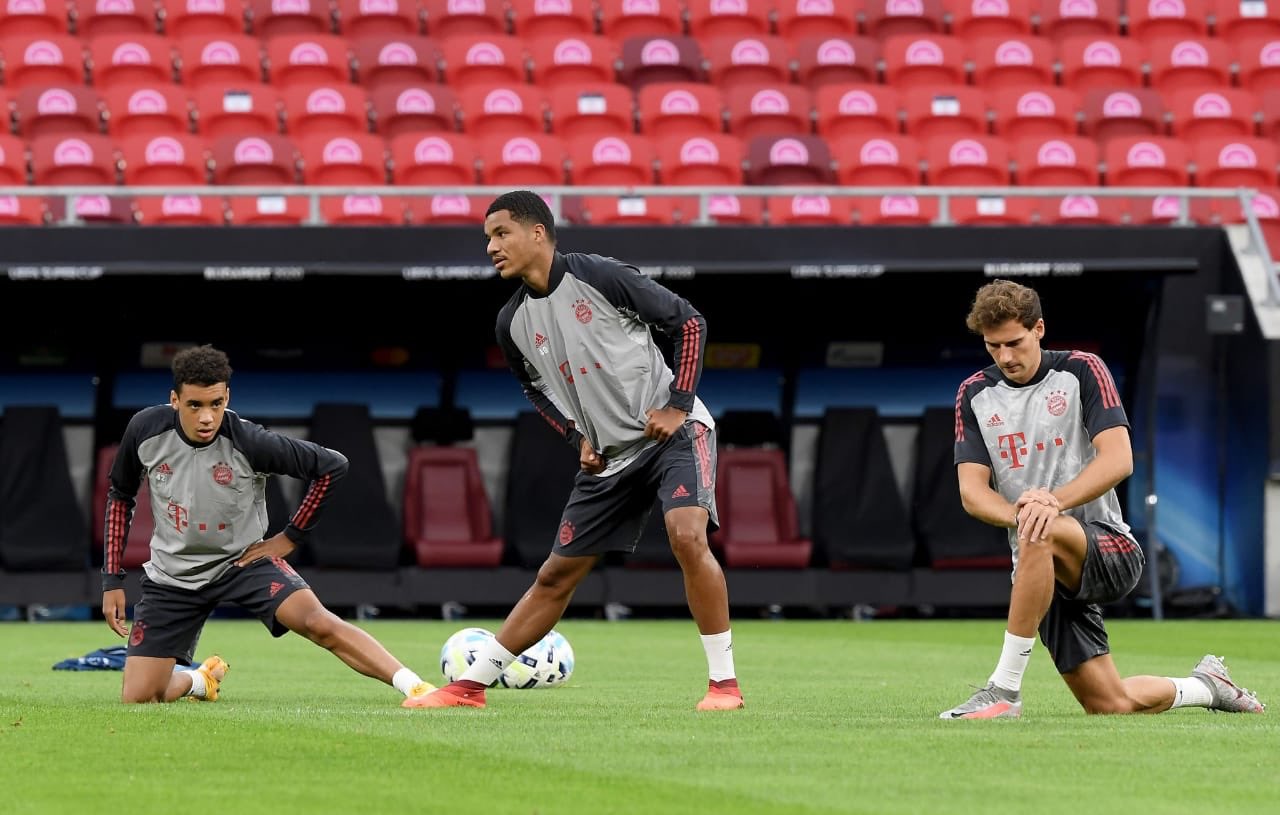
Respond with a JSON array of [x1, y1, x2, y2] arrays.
[[1191, 655, 1265, 713]]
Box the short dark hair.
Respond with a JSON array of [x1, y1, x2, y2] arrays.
[[486, 190, 556, 243], [172, 345, 232, 390], [965, 279, 1043, 334]]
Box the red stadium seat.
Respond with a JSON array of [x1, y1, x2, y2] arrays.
[[925, 135, 1011, 185], [87, 35, 174, 89], [1103, 136, 1190, 186], [710, 448, 812, 569], [320, 194, 407, 224], [479, 133, 567, 184], [369, 83, 458, 136], [773, 0, 859, 39], [0, 196, 48, 224], [389, 131, 478, 183], [968, 35, 1056, 90], [335, 0, 422, 38], [948, 195, 1036, 225], [882, 34, 966, 88], [458, 84, 547, 136], [832, 133, 922, 184], [1193, 137, 1279, 188], [440, 35, 527, 88], [567, 133, 656, 184], [104, 85, 192, 138], [78, 0, 158, 40], [401, 447, 503, 568], [48, 194, 136, 222], [1169, 88, 1260, 140], [724, 84, 814, 140], [226, 194, 309, 223], [265, 34, 352, 87], [744, 134, 833, 184], [656, 133, 745, 184], [193, 84, 282, 137], [902, 86, 987, 141], [0, 0, 69, 37], [1261, 90, 1280, 139], [282, 84, 371, 136], [161, 0, 247, 39], [989, 86, 1081, 140], [0, 34, 85, 87], [767, 194, 853, 225], [548, 84, 636, 139], [862, 0, 946, 39], [949, 0, 1033, 38], [1215, 2, 1280, 44], [598, 0, 683, 41], [120, 133, 210, 184], [14, 86, 105, 138], [637, 82, 724, 138], [617, 35, 705, 88], [1146, 37, 1232, 92], [421, 0, 507, 38], [210, 133, 299, 183], [135, 194, 227, 224], [814, 84, 901, 138], [176, 34, 263, 87], [350, 35, 439, 87], [569, 195, 679, 224], [1126, 0, 1208, 42], [1234, 38, 1280, 95], [793, 36, 880, 89], [1058, 35, 1146, 92], [854, 193, 937, 224], [686, 0, 772, 39], [248, 0, 333, 38], [1013, 135, 1099, 185], [1037, 0, 1120, 42], [0, 134, 29, 184], [696, 193, 764, 223], [30, 134, 118, 184], [1041, 194, 1124, 225], [509, 0, 595, 38], [1081, 88, 1165, 143], [299, 132, 388, 183], [528, 35, 620, 88], [704, 36, 794, 88], [406, 193, 491, 223]]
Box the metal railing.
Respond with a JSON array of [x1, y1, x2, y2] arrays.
[[2, 184, 1276, 304]]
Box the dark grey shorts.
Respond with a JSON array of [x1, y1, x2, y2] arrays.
[[126, 557, 310, 665], [554, 421, 719, 558], [1039, 521, 1145, 674]]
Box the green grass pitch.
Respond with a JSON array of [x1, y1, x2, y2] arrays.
[[2, 619, 1276, 815]]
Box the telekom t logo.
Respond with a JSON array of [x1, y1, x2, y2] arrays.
[[167, 500, 189, 532], [997, 432, 1028, 469]]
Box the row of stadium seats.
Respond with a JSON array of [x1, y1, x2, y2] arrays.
[[3, 130, 1277, 187], [4, 0, 1278, 46], [9, 83, 1280, 146], [4, 188, 1275, 228], [3, 31, 1280, 92]]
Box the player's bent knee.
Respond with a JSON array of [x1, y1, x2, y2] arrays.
[[120, 686, 166, 704], [1080, 696, 1135, 715]]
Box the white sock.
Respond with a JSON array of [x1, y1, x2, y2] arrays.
[[182, 669, 206, 699], [459, 638, 517, 687], [1167, 676, 1214, 709], [701, 630, 735, 682], [391, 667, 425, 697], [988, 631, 1036, 692]]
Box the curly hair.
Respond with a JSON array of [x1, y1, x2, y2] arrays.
[[486, 190, 556, 243], [172, 345, 232, 389], [965, 279, 1043, 334]]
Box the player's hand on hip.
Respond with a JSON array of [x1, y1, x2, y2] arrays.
[[580, 437, 605, 475], [235, 533, 296, 567], [102, 589, 128, 637], [644, 406, 687, 442]]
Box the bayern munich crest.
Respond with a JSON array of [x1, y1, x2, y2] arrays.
[[212, 462, 234, 486], [1046, 390, 1068, 417], [558, 520, 575, 545], [573, 298, 593, 324]]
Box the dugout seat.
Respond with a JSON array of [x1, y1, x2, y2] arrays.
[[505, 411, 581, 568], [0, 406, 86, 572], [711, 447, 812, 569], [93, 444, 154, 572], [403, 446, 504, 568]]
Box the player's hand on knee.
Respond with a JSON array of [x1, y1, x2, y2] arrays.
[[1017, 502, 1059, 543], [1015, 488, 1060, 511], [235, 533, 296, 567], [579, 438, 605, 475], [102, 589, 128, 637]]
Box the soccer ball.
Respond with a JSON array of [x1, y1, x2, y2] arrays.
[[439, 627, 496, 684], [499, 629, 575, 689]]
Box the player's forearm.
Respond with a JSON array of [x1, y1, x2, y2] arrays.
[[1052, 454, 1132, 510], [959, 483, 1019, 529]]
